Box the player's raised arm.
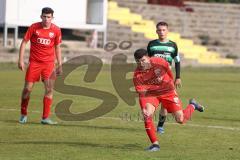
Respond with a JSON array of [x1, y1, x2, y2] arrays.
[[18, 40, 28, 71]]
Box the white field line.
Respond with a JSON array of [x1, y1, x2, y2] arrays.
[[1, 107, 240, 132]]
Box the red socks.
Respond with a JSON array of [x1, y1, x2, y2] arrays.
[[183, 104, 195, 123], [142, 105, 195, 143], [144, 116, 157, 143], [42, 96, 52, 119], [20, 88, 53, 119]]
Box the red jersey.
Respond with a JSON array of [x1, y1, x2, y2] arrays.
[[133, 57, 175, 97], [24, 22, 62, 63]]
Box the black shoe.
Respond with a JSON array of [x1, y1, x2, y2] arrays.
[[145, 144, 160, 152], [189, 98, 205, 112]]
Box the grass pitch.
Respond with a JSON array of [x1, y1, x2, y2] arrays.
[[0, 63, 240, 160]]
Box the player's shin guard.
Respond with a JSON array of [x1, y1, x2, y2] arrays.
[[182, 104, 195, 123], [21, 97, 30, 115], [42, 96, 52, 119], [21, 89, 31, 115], [144, 116, 157, 143]]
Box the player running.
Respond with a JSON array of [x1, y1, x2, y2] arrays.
[[133, 49, 204, 151], [147, 21, 181, 134], [18, 7, 62, 125]]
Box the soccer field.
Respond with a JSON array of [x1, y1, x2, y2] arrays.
[[0, 63, 240, 160]]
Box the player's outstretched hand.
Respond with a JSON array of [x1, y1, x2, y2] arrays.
[[174, 78, 182, 89], [18, 60, 25, 71]]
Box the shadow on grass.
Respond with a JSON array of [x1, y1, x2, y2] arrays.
[[1, 119, 143, 132], [0, 141, 142, 150], [56, 123, 142, 132]]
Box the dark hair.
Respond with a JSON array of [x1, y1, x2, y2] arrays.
[[156, 21, 168, 29], [134, 49, 148, 60], [42, 7, 54, 16]]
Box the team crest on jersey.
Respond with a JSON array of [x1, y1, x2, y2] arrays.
[[154, 69, 161, 76], [49, 32, 54, 38]]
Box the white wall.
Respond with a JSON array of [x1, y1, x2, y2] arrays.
[[1, 0, 107, 31], [87, 0, 104, 24], [0, 0, 6, 24]]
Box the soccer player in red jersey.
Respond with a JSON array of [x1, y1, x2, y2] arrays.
[[133, 49, 204, 151], [18, 7, 62, 125]]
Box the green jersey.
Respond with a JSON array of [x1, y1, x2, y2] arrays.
[[147, 39, 181, 79], [147, 39, 180, 65]]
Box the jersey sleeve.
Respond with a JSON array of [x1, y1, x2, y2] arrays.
[[133, 76, 144, 93], [23, 24, 35, 41], [147, 42, 152, 57], [133, 72, 147, 96], [167, 63, 174, 80], [172, 42, 181, 78], [173, 42, 180, 63], [55, 28, 62, 45], [163, 61, 173, 79]]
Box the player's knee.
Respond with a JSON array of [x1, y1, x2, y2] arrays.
[[25, 85, 33, 92], [160, 110, 167, 116], [145, 111, 152, 117], [142, 112, 151, 124], [142, 110, 152, 119], [145, 103, 155, 115], [160, 106, 167, 115]]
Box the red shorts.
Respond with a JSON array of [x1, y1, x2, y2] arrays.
[[139, 91, 182, 113], [25, 61, 56, 82]]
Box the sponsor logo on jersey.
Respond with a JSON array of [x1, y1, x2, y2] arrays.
[[154, 54, 166, 59], [49, 32, 54, 38], [37, 38, 51, 45], [154, 54, 173, 63], [151, 46, 175, 53]]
